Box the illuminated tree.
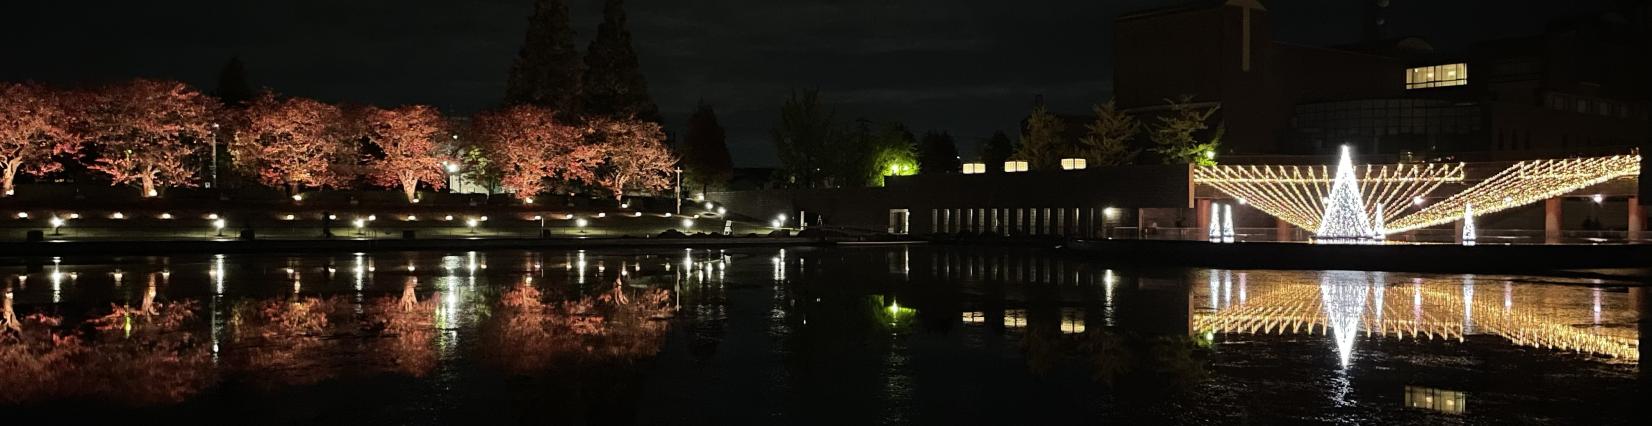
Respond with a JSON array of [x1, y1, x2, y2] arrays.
[[1150, 95, 1222, 166], [1013, 104, 1069, 169], [0, 83, 76, 197], [1079, 100, 1142, 166], [364, 105, 448, 202], [472, 105, 598, 200], [862, 122, 918, 187], [80, 79, 217, 197], [591, 117, 675, 201], [234, 93, 353, 193]]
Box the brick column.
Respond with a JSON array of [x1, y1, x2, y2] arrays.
[[1275, 217, 1292, 242], [1195, 199, 1212, 237], [1629, 196, 1642, 241], [1545, 197, 1562, 244]]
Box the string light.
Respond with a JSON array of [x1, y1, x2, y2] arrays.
[[1316, 146, 1374, 239], [1196, 153, 1461, 232], [1386, 155, 1640, 233]]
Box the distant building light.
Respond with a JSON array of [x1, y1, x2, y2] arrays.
[[1405, 63, 1468, 89], [1059, 158, 1087, 170], [1003, 161, 1029, 173], [961, 163, 986, 174]]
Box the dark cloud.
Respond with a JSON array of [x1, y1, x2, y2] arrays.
[[2, 0, 1618, 166]]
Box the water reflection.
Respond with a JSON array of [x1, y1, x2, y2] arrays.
[[1194, 270, 1640, 363], [0, 247, 1642, 424]]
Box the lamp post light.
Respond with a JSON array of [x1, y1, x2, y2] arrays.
[[576, 218, 589, 235], [213, 218, 227, 237], [353, 218, 366, 237], [209, 123, 220, 189], [466, 218, 479, 235], [50, 216, 64, 235]]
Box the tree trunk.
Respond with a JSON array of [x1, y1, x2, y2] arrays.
[[140, 169, 156, 197], [2, 287, 18, 334], [400, 278, 418, 312], [2, 163, 15, 197], [402, 174, 418, 203]]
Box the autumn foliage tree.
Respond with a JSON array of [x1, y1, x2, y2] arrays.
[[472, 105, 600, 201], [79, 79, 217, 197], [0, 83, 77, 197], [234, 93, 354, 193], [589, 118, 675, 201], [364, 105, 448, 202]]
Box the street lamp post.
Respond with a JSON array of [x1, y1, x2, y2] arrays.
[[209, 123, 220, 189], [674, 168, 684, 215]]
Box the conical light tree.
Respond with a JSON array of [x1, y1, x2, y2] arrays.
[[1208, 203, 1222, 241], [1221, 204, 1235, 241], [1315, 146, 1373, 239], [1462, 203, 1476, 243]]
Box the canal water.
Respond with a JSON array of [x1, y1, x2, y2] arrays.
[[0, 246, 1643, 424]]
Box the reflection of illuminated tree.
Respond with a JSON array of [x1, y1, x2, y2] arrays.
[[365, 277, 438, 377], [1, 285, 19, 335], [482, 278, 674, 375], [0, 289, 212, 406], [224, 296, 346, 386]]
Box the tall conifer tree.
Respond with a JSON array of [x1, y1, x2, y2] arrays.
[[582, 0, 659, 122], [680, 102, 733, 193], [505, 0, 583, 111]]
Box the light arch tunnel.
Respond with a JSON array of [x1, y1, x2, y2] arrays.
[[1192, 154, 1643, 235]]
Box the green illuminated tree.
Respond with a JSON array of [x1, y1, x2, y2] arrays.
[[1012, 104, 1068, 170], [1079, 100, 1142, 166], [1150, 95, 1222, 166], [862, 122, 918, 187]]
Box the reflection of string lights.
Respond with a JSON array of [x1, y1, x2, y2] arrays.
[[1195, 275, 1639, 361]]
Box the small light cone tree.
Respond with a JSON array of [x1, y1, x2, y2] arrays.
[[1208, 203, 1222, 241], [1221, 204, 1235, 241], [365, 105, 448, 202], [1315, 146, 1372, 239], [1462, 204, 1476, 244], [473, 105, 599, 201], [591, 117, 675, 202], [0, 83, 77, 197], [235, 93, 352, 193], [81, 79, 218, 197]]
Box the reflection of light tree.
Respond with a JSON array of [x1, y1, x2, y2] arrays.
[[1, 285, 19, 335], [366, 276, 438, 377]]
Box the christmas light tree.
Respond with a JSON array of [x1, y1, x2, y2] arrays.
[[1461, 203, 1476, 244], [1315, 145, 1373, 240], [1208, 203, 1222, 242], [1221, 204, 1235, 242]]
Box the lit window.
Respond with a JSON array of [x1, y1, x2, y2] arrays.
[[1059, 158, 1087, 170], [1405, 63, 1468, 89], [961, 163, 987, 174], [1003, 161, 1029, 173]]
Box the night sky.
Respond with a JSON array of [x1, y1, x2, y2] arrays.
[[1, 0, 1619, 166]]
